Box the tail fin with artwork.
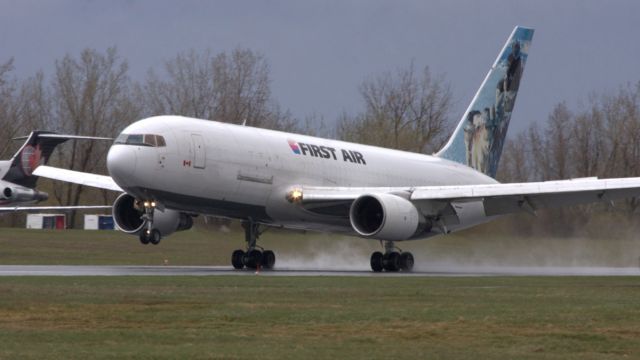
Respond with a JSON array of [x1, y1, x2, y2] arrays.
[[436, 26, 534, 178]]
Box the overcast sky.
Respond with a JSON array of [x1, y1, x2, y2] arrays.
[[2, 0, 640, 135]]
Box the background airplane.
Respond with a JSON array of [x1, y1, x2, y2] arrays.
[[0, 131, 111, 213], [32, 26, 640, 271]]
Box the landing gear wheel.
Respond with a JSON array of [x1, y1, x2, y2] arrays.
[[370, 251, 384, 272], [262, 250, 276, 270], [232, 250, 245, 269], [399, 252, 414, 272], [243, 249, 263, 269], [149, 229, 161, 245], [383, 252, 400, 272], [139, 231, 150, 245], [236, 218, 273, 270]]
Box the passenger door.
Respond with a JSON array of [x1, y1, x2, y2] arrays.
[[191, 134, 206, 169]]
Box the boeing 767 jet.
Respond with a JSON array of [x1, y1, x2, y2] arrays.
[[33, 27, 640, 271]]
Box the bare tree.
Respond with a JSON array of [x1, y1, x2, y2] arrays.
[[0, 58, 21, 157], [570, 101, 605, 178], [142, 50, 216, 118], [51, 47, 138, 227], [297, 112, 332, 138], [498, 82, 640, 235], [496, 133, 530, 183], [337, 63, 452, 153], [0, 60, 50, 157], [140, 48, 296, 131], [545, 102, 573, 180]]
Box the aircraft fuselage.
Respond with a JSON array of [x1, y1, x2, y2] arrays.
[[107, 116, 496, 236]]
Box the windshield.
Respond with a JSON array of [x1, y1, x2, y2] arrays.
[[114, 133, 166, 147]]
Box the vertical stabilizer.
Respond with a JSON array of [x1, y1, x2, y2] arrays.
[[2, 131, 69, 188], [436, 26, 534, 178]]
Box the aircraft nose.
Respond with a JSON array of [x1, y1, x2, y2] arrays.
[[107, 145, 137, 186]]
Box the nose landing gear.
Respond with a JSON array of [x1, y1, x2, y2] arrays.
[[231, 219, 276, 270], [139, 228, 161, 245], [370, 241, 414, 272], [138, 200, 162, 245]]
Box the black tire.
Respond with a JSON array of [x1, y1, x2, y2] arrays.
[[149, 229, 161, 245], [243, 249, 263, 269], [399, 252, 414, 272], [139, 231, 150, 245], [262, 250, 276, 270], [383, 252, 400, 272], [370, 251, 384, 272], [232, 250, 245, 269]]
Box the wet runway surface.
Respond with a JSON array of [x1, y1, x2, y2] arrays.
[[0, 265, 639, 277]]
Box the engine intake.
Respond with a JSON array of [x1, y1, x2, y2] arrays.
[[349, 193, 424, 241], [112, 193, 193, 236]]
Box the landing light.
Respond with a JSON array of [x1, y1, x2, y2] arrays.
[[286, 189, 303, 203]]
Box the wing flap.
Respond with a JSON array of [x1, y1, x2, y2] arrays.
[[410, 178, 634, 200], [413, 178, 640, 216]]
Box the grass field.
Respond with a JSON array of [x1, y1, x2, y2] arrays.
[[1, 227, 640, 358], [0, 276, 639, 359], [2, 226, 640, 268]]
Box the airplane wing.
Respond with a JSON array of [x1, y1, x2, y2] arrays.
[[32, 165, 122, 192], [295, 177, 640, 217], [0, 205, 111, 212]]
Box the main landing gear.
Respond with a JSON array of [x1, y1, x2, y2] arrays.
[[231, 219, 276, 270], [370, 241, 414, 272]]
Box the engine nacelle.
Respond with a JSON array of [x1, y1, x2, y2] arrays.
[[112, 193, 193, 236], [2, 186, 48, 203], [349, 193, 424, 241]]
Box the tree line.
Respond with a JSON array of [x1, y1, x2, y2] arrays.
[[1, 47, 638, 235], [497, 84, 640, 236]]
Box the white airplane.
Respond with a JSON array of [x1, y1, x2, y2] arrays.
[[0, 131, 111, 213], [32, 26, 640, 271]]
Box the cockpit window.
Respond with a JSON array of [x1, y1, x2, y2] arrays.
[[114, 133, 166, 147], [127, 134, 145, 145], [143, 134, 156, 147], [114, 133, 129, 144]]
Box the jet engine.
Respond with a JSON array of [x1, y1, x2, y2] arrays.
[[112, 193, 193, 236], [1, 186, 48, 203], [349, 193, 425, 241]]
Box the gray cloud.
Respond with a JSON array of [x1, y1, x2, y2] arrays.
[[2, 0, 639, 134]]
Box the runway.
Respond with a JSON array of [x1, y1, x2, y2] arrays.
[[0, 265, 639, 277]]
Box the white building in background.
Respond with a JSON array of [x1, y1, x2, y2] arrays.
[[26, 214, 66, 229], [83, 214, 115, 230]]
